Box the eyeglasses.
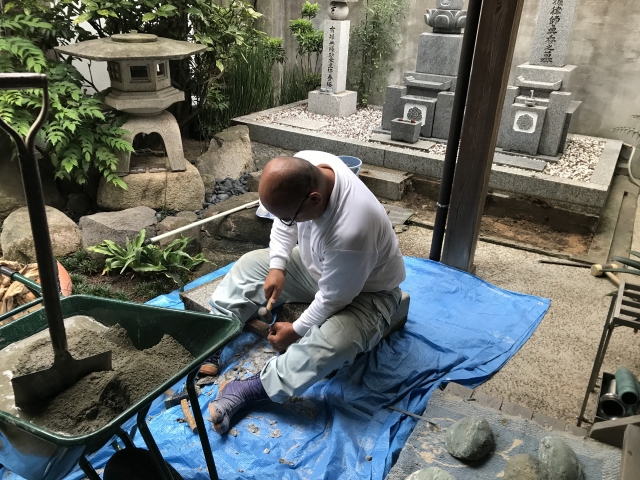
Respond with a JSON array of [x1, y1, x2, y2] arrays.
[[280, 192, 311, 227]]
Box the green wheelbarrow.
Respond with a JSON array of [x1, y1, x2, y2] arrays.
[[0, 73, 242, 479]]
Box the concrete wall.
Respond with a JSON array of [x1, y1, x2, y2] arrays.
[[256, 0, 640, 141]]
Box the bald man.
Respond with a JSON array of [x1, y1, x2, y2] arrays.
[[206, 150, 406, 434]]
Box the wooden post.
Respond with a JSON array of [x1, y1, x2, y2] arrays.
[[441, 0, 525, 272]]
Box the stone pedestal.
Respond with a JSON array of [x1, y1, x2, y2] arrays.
[[308, 90, 357, 117]]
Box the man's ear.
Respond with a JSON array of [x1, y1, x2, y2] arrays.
[[308, 192, 322, 206]]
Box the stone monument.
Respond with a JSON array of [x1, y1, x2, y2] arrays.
[[496, 0, 581, 156], [378, 0, 467, 142], [307, 1, 359, 117]]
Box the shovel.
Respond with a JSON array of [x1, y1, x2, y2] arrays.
[[0, 73, 112, 409]]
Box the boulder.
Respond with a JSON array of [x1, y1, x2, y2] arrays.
[[0, 134, 65, 222], [156, 212, 200, 254], [201, 174, 217, 196], [405, 467, 455, 480], [96, 162, 205, 212], [247, 170, 262, 192], [538, 437, 581, 480], [79, 206, 157, 250], [201, 192, 271, 247], [1, 206, 81, 263], [195, 125, 256, 180], [444, 416, 495, 461], [504, 454, 552, 480]]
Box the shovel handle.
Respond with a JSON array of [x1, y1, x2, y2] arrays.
[[0, 73, 68, 358], [0, 265, 42, 296]]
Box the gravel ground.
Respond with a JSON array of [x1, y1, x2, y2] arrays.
[[255, 106, 605, 181]]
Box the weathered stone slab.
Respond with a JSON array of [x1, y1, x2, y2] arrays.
[[444, 416, 495, 461], [514, 63, 577, 88], [538, 91, 573, 156], [493, 152, 547, 172], [529, 0, 578, 67], [308, 90, 357, 117], [442, 382, 473, 399], [385, 204, 414, 227], [591, 139, 623, 186], [1, 206, 81, 263], [416, 33, 463, 76], [79, 206, 157, 250], [275, 118, 329, 131]]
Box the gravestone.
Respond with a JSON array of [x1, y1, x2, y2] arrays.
[[497, 0, 581, 157], [307, 1, 358, 117]]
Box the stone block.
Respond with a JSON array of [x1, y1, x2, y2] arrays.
[[319, 20, 351, 94], [503, 104, 548, 155], [538, 91, 572, 156], [588, 414, 640, 448], [529, 0, 578, 67], [381, 85, 407, 131], [156, 212, 200, 254], [402, 96, 437, 138], [179, 274, 226, 313], [308, 90, 357, 117], [514, 63, 577, 89], [416, 33, 463, 76], [592, 139, 623, 186], [195, 125, 255, 180], [497, 86, 520, 148], [359, 165, 412, 201], [390, 119, 421, 144], [79, 206, 157, 251], [432, 91, 455, 140], [97, 162, 205, 212], [1, 206, 82, 263], [247, 170, 262, 192]]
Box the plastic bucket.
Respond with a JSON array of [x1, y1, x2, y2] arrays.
[[338, 155, 362, 176]]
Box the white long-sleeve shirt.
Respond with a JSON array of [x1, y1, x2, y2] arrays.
[[268, 151, 406, 336]]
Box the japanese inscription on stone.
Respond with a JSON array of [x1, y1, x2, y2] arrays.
[[326, 26, 336, 89], [529, 0, 577, 68]]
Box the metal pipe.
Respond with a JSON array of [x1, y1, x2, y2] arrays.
[[429, 0, 483, 261], [599, 378, 626, 420], [148, 200, 260, 244], [615, 366, 640, 407]]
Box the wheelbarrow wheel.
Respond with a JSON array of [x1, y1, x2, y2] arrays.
[[103, 447, 183, 480]]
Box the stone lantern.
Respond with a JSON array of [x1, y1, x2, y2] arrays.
[[55, 32, 206, 175]]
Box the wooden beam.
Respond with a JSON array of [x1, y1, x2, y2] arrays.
[[441, 0, 525, 271]]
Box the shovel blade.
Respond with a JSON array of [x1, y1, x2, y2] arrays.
[[12, 350, 112, 410]]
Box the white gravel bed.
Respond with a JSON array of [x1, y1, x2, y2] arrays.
[[543, 136, 605, 182], [256, 106, 604, 181]]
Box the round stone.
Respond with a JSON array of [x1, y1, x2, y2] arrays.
[[516, 113, 535, 131], [405, 467, 456, 480], [538, 437, 581, 480], [217, 194, 230, 201], [444, 416, 495, 461], [111, 31, 157, 43], [328, 1, 349, 20], [505, 454, 552, 480], [407, 106, 423, 123]]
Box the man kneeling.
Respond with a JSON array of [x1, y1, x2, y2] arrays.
[[207, 150, 406, 434]]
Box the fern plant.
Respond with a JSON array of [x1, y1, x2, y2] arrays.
[[0, 10, 133, 188], [613, 115, 640, 147], [88, 229, 209, 288]]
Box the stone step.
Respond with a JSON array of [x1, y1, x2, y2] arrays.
[[404, 75, 451, 91], [358, 164, 413, 201], [493, 152, 547, 172]]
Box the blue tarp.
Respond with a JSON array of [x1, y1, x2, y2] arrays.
[[4, 257, 549, 480]]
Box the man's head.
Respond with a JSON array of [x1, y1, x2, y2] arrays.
[[259, 156, 330, 225]]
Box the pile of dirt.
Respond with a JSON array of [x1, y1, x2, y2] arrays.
[[14, 324, 193, 435]]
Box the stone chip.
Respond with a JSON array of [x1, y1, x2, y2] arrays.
[[444, 416, 495, 461]]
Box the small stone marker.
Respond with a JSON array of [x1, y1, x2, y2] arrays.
[[504, 454, 552, 480], [538, 436, 581, 480], [444, 416, 495, 461], [405, 466, 455, 480]]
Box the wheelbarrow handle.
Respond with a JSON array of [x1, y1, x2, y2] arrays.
[[0, 266, 43, 296], [0, 73, 47, 90]]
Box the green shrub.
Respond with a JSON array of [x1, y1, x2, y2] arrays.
[[87, 229, 209, 288], [58, 250, 103, 276], [69, 273, 132, 301]]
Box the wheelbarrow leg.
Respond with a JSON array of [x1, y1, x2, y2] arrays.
[[116, 427, 136, 449], [136, 405, 175, 480], [187, 369, 219, 480], [78, 455, 101, 480]]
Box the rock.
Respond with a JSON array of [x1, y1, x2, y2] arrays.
[[0, 136, 66, 222], [195, 125, 256, 180], [66, 193, 93, 218], [247, 171, 262, 192], [538, 437, 581, 480], [79, 206, 157, 251], [1, 206, 81, 263], [201, 174, 216, 196], [96, 163, 205, 212], [504, 454, 552, 480], [156, 212, 200, 254], [405, 467, 456, 480], [444, 416, 495, 461], [201, 192, 271, 247]]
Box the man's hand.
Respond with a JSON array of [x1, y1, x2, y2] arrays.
[[268, 322, 301, 353], [264, 268, 286, 304]]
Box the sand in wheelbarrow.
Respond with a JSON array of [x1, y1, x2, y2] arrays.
[[13, 324, 193, 435]]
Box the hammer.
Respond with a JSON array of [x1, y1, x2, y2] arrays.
[[257, 298, 275, 324], [591, 263, 621, 287]]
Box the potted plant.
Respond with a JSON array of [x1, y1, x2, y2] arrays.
[[390, 117, 422, 144]]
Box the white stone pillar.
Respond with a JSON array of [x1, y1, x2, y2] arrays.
[[308, 0, 358, 117]]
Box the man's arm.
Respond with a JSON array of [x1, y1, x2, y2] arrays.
[[264, 218, 298, 303]]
